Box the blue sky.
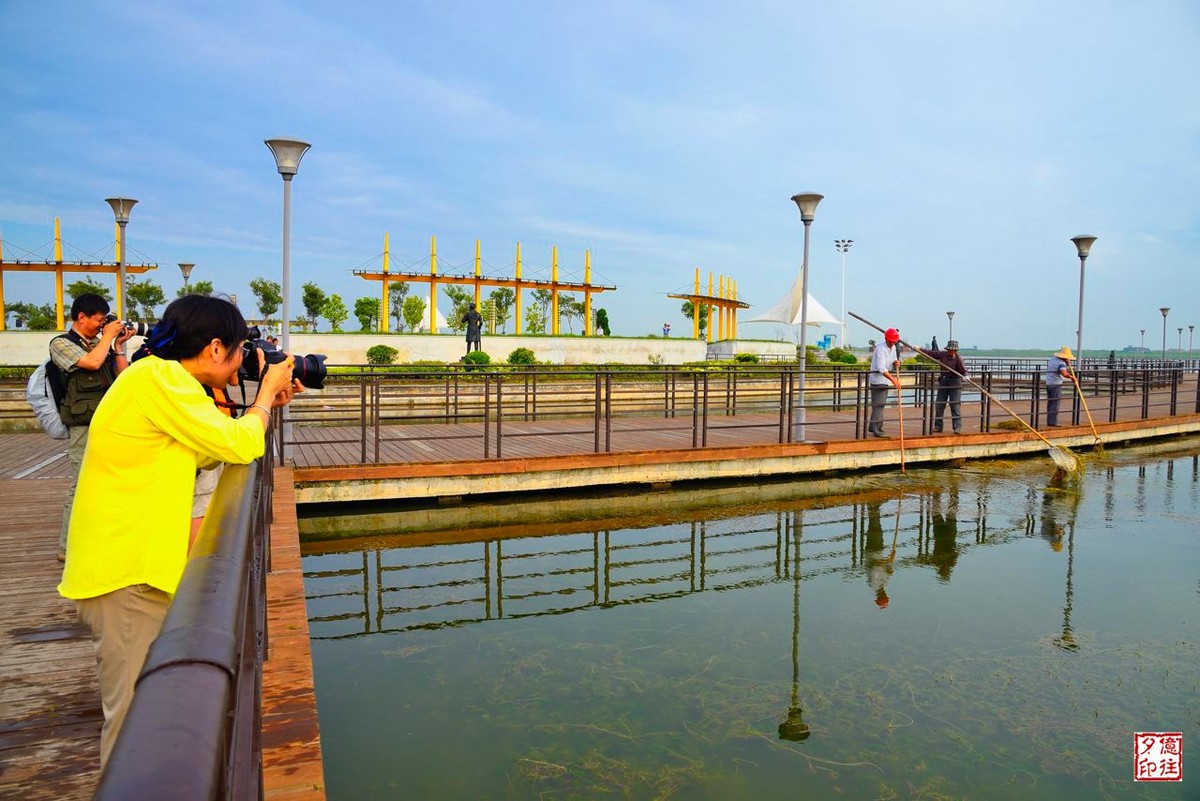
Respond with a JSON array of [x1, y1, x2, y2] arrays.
[[1, 1, 1197, 350]]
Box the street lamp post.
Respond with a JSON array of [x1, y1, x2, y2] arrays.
[[1140, 329, 1145, 353], [105, 198, 138, 319], [178, 263, 195, 295], [946, 311, 955, 342], [791, 192, 823, 441], [1178, 327, 1184, 354], [264, 138, 311, 353], [1070, 235, 1097, 362], [834, 239, 852, 348], [1160, 307, 1170, 360], [1189, 325, 1195, 359]]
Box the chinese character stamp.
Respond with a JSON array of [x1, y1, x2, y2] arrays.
[[1135, 732, 1183, 782]]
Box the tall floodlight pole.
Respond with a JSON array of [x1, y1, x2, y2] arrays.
[[264, 138, 311, 353], [790, 192, 823, 441], [1160, 307, 1170, 360], [1178, 327, 1184, 354], [834, 239, 852, 348], [1189, 325, 1195, 359], [105, 198, 138, 319], [1140, 329, 1145, 353], [946, 311, 955, 341], [178, 263, 195, 295], [1070, 235, 1097, 361]]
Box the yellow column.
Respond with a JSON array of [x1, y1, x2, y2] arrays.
[[55, 217, 63, 263], [429, 235, 438, 334], [706, 271, 714, 344], [514, 241, 523, 335], [381, 231, 390, 333], [0, 268, 5, 331], [584, 250, 592, 336], [693, 267, 701, 340], [718, 275, 726, 340], [551, 246, 559, 336], [56, 270, 65, 330], [732, 279, 738, 339], [474, 239, 482, 308]]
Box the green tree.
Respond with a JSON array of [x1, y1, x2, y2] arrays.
[[530, 289, 552, 322], [402, 295, 426, 333], [302, 282, 327, 332], [249, 278, 282, 324], [388, 281, 410, 330], [523, 303, 546, 334], [354, 296, 381, 332], [595, 308, 611, 336], [176, 279, 214, 298], [681, 300, 709, 335], [66, 277, 112, 303], [8, 301, 57, 330], [125, 276, 167, 321], [558, 294, 586, 334], [443, 286, 473, 333], [488, 287, 515, 334], [322, 293, 349, 332]]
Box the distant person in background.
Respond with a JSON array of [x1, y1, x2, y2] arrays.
[[918, 336, 967, 434], [663, 322, 671, 337], [1043, 346, 1075, 427], [868, 328, 901, 438], [463, 303, 483, 354]]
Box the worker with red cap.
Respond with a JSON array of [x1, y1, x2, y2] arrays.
[[868, 327, 902, 437]]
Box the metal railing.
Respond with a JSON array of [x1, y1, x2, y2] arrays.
[[95, 428, 276, 800], [280, 363, 1200, 463]]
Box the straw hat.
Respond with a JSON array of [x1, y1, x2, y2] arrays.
[[1054, 346, 1075, 360]]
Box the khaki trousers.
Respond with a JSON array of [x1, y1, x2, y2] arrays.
[[76, 584, 171, 768], [60, 425, 90, 552]]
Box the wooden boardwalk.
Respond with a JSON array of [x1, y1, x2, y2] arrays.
[[0, 461, 324, 799]]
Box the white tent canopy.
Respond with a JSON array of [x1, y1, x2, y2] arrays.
[[744, 270, 840, 327], [411, 292, 450, 332]]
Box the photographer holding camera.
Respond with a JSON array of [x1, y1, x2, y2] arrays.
[[57, 295, 301, 768], [50, 293, 136, 562]]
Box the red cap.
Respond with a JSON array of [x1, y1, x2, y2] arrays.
[[884, 328, 900, 344]]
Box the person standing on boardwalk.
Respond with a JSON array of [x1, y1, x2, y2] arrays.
[[1043, 346, 1075, 427], [50, 293, 135, 562], [57, 295, 301, 768], [463, 303, 483, 354], [868, 328, 901, 438], [918, 337, 967, 434]]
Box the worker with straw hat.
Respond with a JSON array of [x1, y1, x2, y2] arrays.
[[1044, 346, 1075, 427]]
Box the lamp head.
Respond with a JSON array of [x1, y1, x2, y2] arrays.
[[264, 138, 312, 178], [105, 197, 138, 224], [1160, 307, 1170, 318], [1070, 235, 1097, 259], [178, 263, 195, 281], [790, 192, 824, 222], [947, 311, 955, 320]]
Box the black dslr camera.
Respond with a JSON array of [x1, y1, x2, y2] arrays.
[[103, 313, 152, 337], [238, 327, 327, 390]]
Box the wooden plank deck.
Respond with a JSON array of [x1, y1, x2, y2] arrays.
[[0, 468, 325, 799]]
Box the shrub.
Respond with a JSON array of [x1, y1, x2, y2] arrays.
[[463, 350, 491, 371], [734, 353, 759, 364], [366, 344, 399, 365], [507, 347, 536, 365], [826, 347, 858, 365]]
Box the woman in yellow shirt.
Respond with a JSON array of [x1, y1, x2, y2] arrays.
[[58, 295, 300, 767]]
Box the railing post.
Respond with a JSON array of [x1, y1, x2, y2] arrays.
[[605, 372, 613, 453], [691, 372, 700, 448], [496, 373, 503, 459], [777, 368, 788, 443], [483, 374, 491, 459], [1142, 369, 1151, 419], [1031, 370, 1041, 429], [594, 373, 602, 453], [702, 371, 710, 447]]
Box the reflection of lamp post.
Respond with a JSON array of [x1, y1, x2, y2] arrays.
[[105, 197, 138, 319], [1053, 520, 1079, 652], [178, 263, 195, 295], [1070, 235, 1097, 361], [1160, 307, 1170, 360], [946, 311, 955, 341], [834, 239, 852, 348], [264, 138, 311, 353], [790, 192, 823, 441], [778, 511, 810, 742]]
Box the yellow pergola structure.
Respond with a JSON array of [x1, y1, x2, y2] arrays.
[[0, 218, 157, 330], [668, 268, 748, 341], [354, 234, 616, 335]]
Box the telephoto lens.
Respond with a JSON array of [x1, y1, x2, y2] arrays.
[[104, 314, 151, 337]]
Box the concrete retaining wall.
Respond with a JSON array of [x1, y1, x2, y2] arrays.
[[0, 331, 794, 366]]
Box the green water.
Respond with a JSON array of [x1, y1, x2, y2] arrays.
[[303, 439, 1199, 800]]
